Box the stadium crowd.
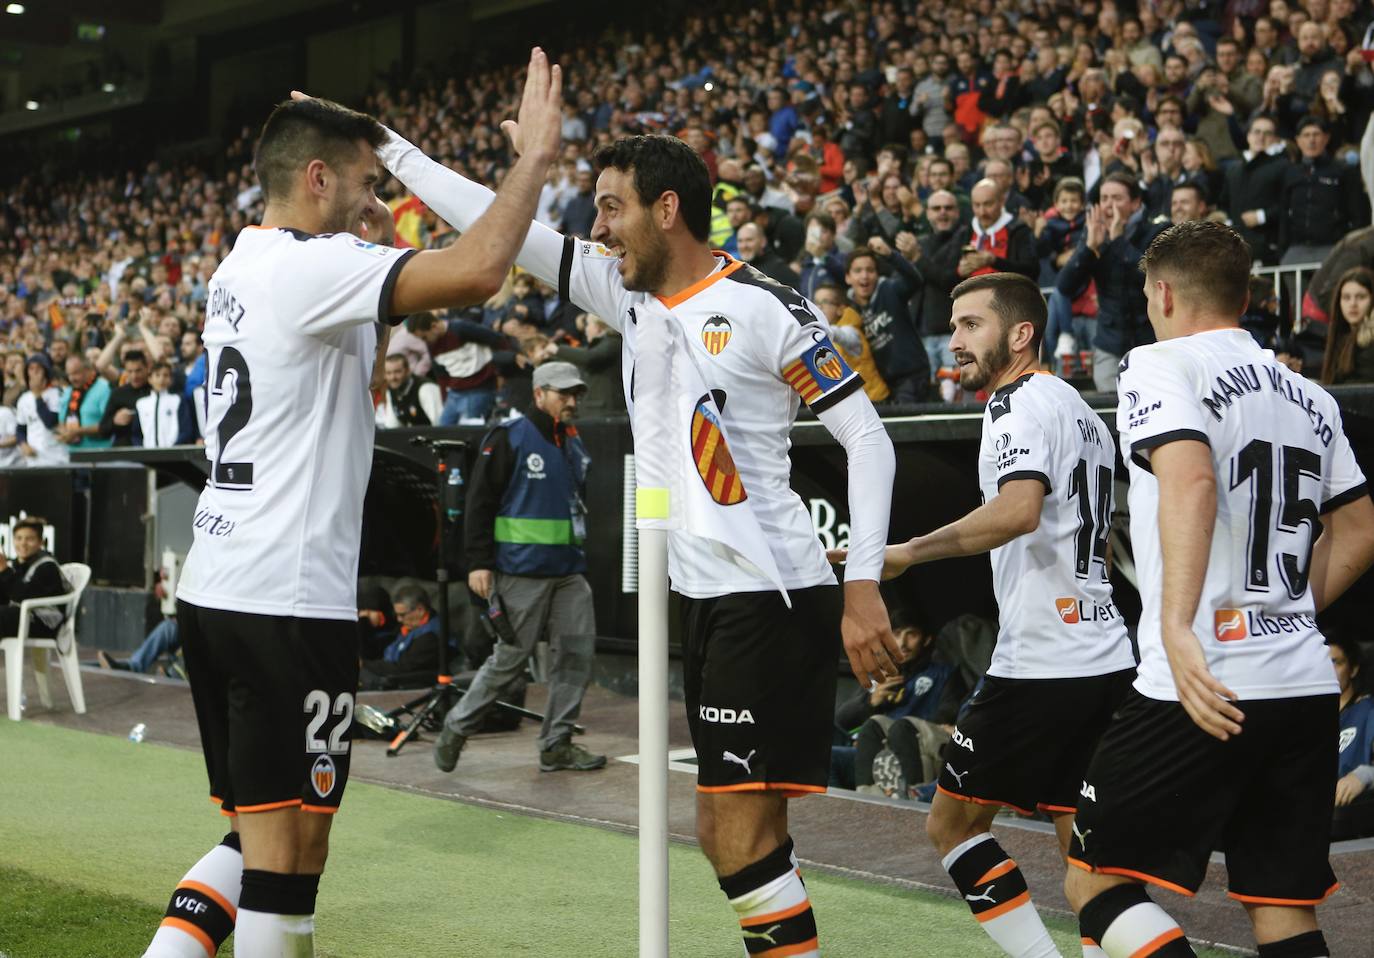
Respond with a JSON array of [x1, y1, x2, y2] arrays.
[[5, 0, 1374, 433]]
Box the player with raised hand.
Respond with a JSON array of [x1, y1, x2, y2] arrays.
[[142, 49, 563, 958], [365, 88, 899, 955], [1065, 221, 1374, 958], [832, 272, 1136, 958]]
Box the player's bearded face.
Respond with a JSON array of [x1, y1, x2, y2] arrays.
[[953, 323, 1011, 391], [592, 169, 670, 293]]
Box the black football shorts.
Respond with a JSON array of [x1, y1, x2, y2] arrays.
[[676, 585, 842, 797], [936, 669, 1135, 814], [178, 599, 360, 816], [1069, 689, 1340, 904]]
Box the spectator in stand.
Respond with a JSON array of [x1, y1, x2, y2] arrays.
[[375, 354, 443, 428], [56, 354, 111, 450], [98, 349, 151, 446], [134, 360, 194, 447], [881, 67, 918, 148], [1331, 634, 1374, 840], [1280, 116, 1369, 266], [736, 223, 798, 287], [0, 402, 18, 468], [914, 52, 954, 147], [1222, 114, 1290, 265], [561, 168, 597, 240], [948, 49, 993, 146], [409, 311, 505, 425], [1168, 181, 1213, 225], [953, 179, 1038, 281], [844, 241, 931, 404], [3, 351, 25, 408], [720, 196, 754, 257], [1040, 178, 1095, 364], [913, 190, 966, 391], [551, 313, 622, 415], [1320, 266, 1374, 384], [1142, 125, 1189, 219], [795, 213, 847, 301], [15, 355, 67, 467], [1055, 171, 1168, 392], [1294, 21, 1341, 102], [388, 313, 435, 379], [838, 82, 880, 159], [813, 282, 889, 403]]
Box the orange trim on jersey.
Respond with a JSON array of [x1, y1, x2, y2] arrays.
[[1082, 938, 1098, 946], [1066, 857, 1196, 898], [234, 798, 303, 814], [974, 859, 1020, 887], [936, 784, 1036, 816], [1226, 882, 1340, 907], [179, 880, 237, 921], [696, 781, 826, 796], [975, 890, 1031, 922], [1038, 803, 1077, 814], [742, 899, 813, 928], [160, 917, 215, 958], [657, 255, 744, 309], [754, 937, 820, 957], [300, 803, 341, 815], [1130, 927, 1186, 957]]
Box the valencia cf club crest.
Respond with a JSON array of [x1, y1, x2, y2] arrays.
[[691, 395, 747, 505], [813, 346, 843, 381], [701, 315, 732, 355], [311, 754, 337, 798]]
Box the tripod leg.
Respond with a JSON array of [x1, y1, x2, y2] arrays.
[[386, 686, 457, 757]]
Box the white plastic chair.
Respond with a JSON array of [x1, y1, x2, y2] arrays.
[[2, 562, 91, 721]]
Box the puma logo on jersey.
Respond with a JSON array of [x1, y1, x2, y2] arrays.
[[742, 924, 783, 944], [723, 749, 756, 775], [945, 763, 969, 787], [1072, 820, 1092, 849], [965, 886, 998, 905], [1079, 781, 1097, 803], [951, 728, 974, 752], [699, 705, 755, 725]]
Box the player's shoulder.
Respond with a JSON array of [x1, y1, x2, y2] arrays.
[[721, 261, 825, 328]]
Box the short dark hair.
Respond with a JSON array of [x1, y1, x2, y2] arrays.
[[845, 246, 879, 272], [392, 584, 431, 613], [1100, 171, 1142, 201], [385, 353, 410, 367], [1327, 630, 1366, 693], [804, 212, 836, 233], [149, 360, 172, 376], [1156, 94, 1185, 115], [254, 97, 387, 203], [1248, 112, 1279, 132], [1139, 220, 1252, 317], [593, 135, 712, 242], [1171, 181, 1210, 206], [1297, 114, 1329, 136], [405, 311, 439, 334], [123, 349, 148, 367], [950, 272, 1047, 355], [13, 516, 45, 537]]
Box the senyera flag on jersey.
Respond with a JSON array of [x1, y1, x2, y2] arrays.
[[632, 306, 790, 606]]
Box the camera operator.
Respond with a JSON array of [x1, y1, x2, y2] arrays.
[[433, 361, 605, 774]]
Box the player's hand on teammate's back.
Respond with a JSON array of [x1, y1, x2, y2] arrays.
[[468, 568, 495, 600], [1335, 771, 1367, 806], [500, 47, 563, 165], [841, 580, 904, 686], [1162, 621, 1245, 741], [825, 543, 915, 581]]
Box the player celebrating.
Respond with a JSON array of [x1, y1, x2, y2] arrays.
[[1065, 221, 1374, 958], [142, 50, 564, 958], [841, 272, 1136, 958], [375, 123, 899, 953]]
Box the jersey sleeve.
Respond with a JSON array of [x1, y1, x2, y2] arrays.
[[1321, 408, 1369, 512], [282, 233, 418, 337], [765, 297, 865, 414], [1115, 345, 1209, 471], [985, 401, 1054, 492], [555, 236, 638, 332]]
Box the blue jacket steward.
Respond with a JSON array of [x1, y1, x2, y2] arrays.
[[465, 405, 591, 578]]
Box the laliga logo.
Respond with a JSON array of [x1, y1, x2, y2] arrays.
[[526, 453, 546, 479], [1214, 609, 1248, 642], [1055, 597, 1080, 624]]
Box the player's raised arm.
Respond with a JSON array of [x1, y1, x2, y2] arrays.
[[373, 48, 560, 312]]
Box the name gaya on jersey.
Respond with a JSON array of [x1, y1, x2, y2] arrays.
[[977, 372, 1134, 680], [559, 244, 863, 595], [1116, 329, 1368, 701]]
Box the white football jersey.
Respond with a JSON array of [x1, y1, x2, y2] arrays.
[[15, 388, 68, 466], [135, 391, 184, 448], [559, 244, 863, 597], [177, 226, 415, 620], [0, 405, 20, 468], [978, 372, 1135, 679], [1118, 328, 1367, 701]]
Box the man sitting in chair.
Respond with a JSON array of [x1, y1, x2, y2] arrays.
[[0, 517, 68, 639], [359, 585, 444, 690]]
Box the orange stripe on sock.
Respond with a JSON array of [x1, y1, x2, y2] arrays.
[[974, 890, 1031, 923], [742, 899, 812, 928], [973, 859, 1018, 886], [754, 937, 819, 957], [160, 916, 215, 958], [1129, 927, 1185, 957], [179, 880, 237, 921]]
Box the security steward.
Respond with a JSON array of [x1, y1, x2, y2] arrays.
[[434, 361, 606, 773]]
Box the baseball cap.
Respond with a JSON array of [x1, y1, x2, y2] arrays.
[[532, 361, 587, 393]]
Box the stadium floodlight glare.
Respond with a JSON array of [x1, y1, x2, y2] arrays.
[[5, 3, 25, 14], [24, 99, 38, 111], [101, 82, 115, 93]]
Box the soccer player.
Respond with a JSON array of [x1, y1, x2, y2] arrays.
[[847, 272, 1136, 958], [1064, 221, 1374, 958], [376, 122, 900, 955], [141, 50, 564, 958]]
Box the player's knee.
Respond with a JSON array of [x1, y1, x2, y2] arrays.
[[1063, 865, 1103, 913]]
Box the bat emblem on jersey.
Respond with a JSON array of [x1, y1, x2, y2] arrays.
[[701, 315, 732, 355], [311, 754, 336, 798], [691, 394, 746, 505], [813, 346, 844, 381], [1213, 609, 1248, 642]]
